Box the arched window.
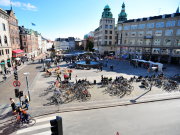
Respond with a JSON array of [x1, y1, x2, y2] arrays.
[[4, 36, 7, 44]]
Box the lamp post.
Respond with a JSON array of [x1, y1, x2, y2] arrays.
[[24, 72, 31, 101]]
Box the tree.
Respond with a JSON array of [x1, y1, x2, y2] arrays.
[[86, 39, 94, 52]]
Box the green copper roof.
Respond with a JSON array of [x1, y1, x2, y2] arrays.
[[102, 5, 113, 18], [118, 2, 127, 22], [122, 2, 125, 8], [104, 5, 110, 9]]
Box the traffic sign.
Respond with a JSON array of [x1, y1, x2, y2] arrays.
[[13, 80, 21, 87]]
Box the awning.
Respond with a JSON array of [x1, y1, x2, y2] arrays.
[[0, 62, 5, 65], [12, 49, 24, 54], [7, 60, 11, 62]]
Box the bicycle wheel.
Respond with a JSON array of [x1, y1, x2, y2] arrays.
[[27, 115, 36, 126]]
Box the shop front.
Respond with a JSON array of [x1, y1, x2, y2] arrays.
[[12, 49, 24, 66]]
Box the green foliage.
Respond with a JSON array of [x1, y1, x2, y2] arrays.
[[86, 40, 94, 51]]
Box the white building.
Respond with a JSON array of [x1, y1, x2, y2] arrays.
[[54, 37, 75, 51], [0, 8, 12, 73]]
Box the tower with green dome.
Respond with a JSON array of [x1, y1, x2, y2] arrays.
[[93, 4, 116, 55], [118, 2, 127, 23], [102, 5, 113, 18]]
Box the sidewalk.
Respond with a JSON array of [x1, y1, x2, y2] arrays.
[[0, 62, 27, 82]]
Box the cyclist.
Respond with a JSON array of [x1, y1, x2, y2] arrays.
[[16, 107, 29, 123]]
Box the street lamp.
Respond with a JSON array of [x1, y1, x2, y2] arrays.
[[24, 72, 31, 101]]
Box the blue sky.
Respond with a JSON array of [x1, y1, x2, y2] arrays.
[[0, 0, 179, 40]]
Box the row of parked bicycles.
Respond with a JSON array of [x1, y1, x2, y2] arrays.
[[101, 76, 134, 97], [134, 74, 179, 91], [41, 79, 92, 105], [100, 74, 179, 97]]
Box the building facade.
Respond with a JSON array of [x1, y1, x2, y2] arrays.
[[6, 9, 20, 51], [93, 3, 180, 64], [0, 8, 12, 72], [54, 37, 75, 51], [19, 26, 39, 58], [117, 13, 180, 64], [94, 5, 116, 55]]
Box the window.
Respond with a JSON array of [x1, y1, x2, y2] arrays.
[[0, 50, 1, 56], [118, 26, 122, 30], [146, 31, 152, 36], [154, 39, 161, 45], [104, 41, 107, 45], [137, 39, 143, 45], [138, 24, 145, 29], [176, 29, 180, 36], [174, 39, 180, 46], [5, 49, 9, 54], [4, 36, 7, 44], [24, 36, 26, 39], [124, 25, 130, 30], [147, 23, 154, 28], [109, 41, 112, 45], [129, 39, 135, 45], [164, 39, 171, 45], [105, 25, 108, 29], [2, 50, 4, 55], [105, 36, 108, 39], [109, 25, 113, 29], [156, 22, 164, 28], [145, 39, 151, 45], [110, 31, 112, 34], [138, 31, 144, 37], [173, 49, 180, 54], [0, 36, 1, 45], [124, 40, 127, 44], [166, 20, 176, 27], [131, 32, 136, 37], [24, 42, 26, 46], [165, 29, 173, 36], [155, 30, 162, 36], [125, 32, 128, 36], [131, 25, 138, 30], [105, 30, 108, 34], [2, 23, 6, 31], [109, 36, 112, 39], [178, 20, 180, 26]]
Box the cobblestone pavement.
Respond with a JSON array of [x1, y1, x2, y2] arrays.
[[28, 60, 180, 117]]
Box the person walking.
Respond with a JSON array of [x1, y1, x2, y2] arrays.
[[69, 72, 72, 80], [10, 98, 17, 113], [4, 67, 7, 74], [100, 66, 103, 71]]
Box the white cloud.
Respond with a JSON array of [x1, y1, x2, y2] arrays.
[[0, 0, 10, 6], [22, 3, 37, 11], [0, 0, 37, 11]]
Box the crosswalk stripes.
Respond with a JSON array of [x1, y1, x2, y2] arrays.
[[15, 115, 57, 135], [0, 104, 11, 116]]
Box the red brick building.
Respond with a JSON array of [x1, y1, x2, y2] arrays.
[[19, 26, 39, 58], [6, 9, 20, 51]]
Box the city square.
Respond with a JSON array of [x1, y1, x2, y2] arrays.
[[0, 0, 180, 135]]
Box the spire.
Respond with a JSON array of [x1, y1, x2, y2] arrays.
[[118, 2, 127, 23], [176, 6, 179, 13], [10, 0, 13, 10], [101, 5, 113, 18]]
